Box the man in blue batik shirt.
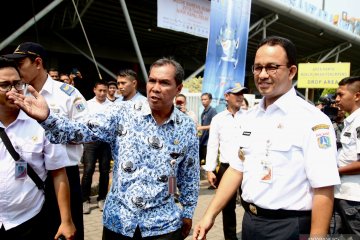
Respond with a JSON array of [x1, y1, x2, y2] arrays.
[[9, 58, 200, 240]]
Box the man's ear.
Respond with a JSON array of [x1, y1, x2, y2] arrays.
[[355, 91, 360, 102], [176, 84, 183, 94], [35, 57, 43, 69], [288, 65, 297, 80]]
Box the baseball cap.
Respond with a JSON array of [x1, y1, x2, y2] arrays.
[[3, 42, 47, 60], [108, 81, 118, 88], [224, 84, 248, 94]]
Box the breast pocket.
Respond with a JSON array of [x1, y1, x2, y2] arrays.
[[20, 141, 44, 166], [340, 135, 352, 145]]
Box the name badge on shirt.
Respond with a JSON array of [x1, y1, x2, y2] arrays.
[[343, 132, 351, 137], [15, 159, 27, 180], [260, 160, 272, 183]]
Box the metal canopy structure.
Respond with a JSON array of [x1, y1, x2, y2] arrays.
[[1, 0, 360, 88]]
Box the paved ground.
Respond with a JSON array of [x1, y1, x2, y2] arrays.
[[83, 168, 244, 240]]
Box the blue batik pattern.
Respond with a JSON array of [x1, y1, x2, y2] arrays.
[[41, 100, 200, 237]]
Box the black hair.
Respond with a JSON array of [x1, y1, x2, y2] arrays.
[[149, 57, 184, 86], [0, 56, 21, 76], [117, 69, 137, 80], [201, 92, 213, 100], [258, 36, 297, 67]]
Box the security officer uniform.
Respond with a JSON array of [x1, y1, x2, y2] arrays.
[[40, 75, 88, 239], [231, 88, 340, 239]]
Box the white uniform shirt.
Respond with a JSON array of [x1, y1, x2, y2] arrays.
[[115, 91, 146, 103], [335, 108, 360, 201], [87, 97, 113, 115], [203, 109, 244, 172], [231, 88, 340, 210], [40, 76, 88, 166], [0, 111, 68, 230]]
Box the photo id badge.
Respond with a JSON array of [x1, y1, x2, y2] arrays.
[[168, 175, 176, 195], [260, 163, 273, 183], [15, 160, 27, 180]]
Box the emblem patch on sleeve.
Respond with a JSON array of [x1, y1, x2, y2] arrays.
[[74, 97, 86, 112], [60, 83, 75, 96], [312, 124, 330, 131], [317, 135, 331, 149]]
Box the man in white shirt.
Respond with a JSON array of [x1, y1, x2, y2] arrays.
[[194, 36, 340, 240], [203, 84, 247, 240], [175, 93, 198, 125], [82, 81, 113, 214], [116, 69, 146, 102], [4, 42, 87, 240], [0, 57, 75, 240], [332, 76, 360, 236]]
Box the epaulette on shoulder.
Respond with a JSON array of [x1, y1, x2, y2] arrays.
[[60, 83, 75, 96]]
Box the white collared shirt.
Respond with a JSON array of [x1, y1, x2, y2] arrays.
[[231, 88, 340, 210], [39, 75, 88, 166], [335, 108, 360, 201], [0, 111, 68, 230], [115, 92, 146, 103], [203, 109, 244, 172], [87, 97, 113, 114]]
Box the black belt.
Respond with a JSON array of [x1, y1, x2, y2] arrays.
[[220, 162, 229, 167], [241, 199, 311, 219]]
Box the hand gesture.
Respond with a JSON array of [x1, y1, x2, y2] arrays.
[[7, 85, 50, 122], [192, 215, 215, 240]]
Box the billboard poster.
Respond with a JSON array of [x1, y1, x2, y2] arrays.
[[202, 0, 252, 106], [157, 0, 210, 38], [298, 62, 351, 88]]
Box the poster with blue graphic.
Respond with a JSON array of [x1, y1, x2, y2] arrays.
[[202, 0, 251, 106]]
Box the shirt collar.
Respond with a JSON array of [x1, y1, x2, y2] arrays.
[[224, 108, 242, 116], [39, 75, 55, 95], [259, 87, 297, 113], [345, 108, 360, 125], [0, 110, 29, 128], [140, 101, 177, 125]]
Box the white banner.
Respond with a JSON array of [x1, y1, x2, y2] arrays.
[[157, 0, 210, 38]]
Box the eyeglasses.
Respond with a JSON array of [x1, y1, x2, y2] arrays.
[[0, 80, 26, 92], [251, 64, 288, 75]]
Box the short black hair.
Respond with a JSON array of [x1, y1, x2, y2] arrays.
[[201, 92, 212, 100], [94, 80, 108, 88], [149, 57, 184, 86], [117, 69, 137, 80], [338, 76, 360, 93], [258, 36, 297, 67], [0, 56, 20, 76]]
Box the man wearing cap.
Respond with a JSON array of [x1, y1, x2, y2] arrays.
[[202, 84, 247, 240], [193, 36, 340, 240], [3, 42, 88, 240], [116, 69, 146, 102], [107, 81, 119, 102]]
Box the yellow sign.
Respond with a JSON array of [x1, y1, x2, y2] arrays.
[[297, 63, 350, 89]]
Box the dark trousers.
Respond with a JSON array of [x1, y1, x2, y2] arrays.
[[82, 142, 112, 202], [199, 145, 207, 165], [46, 165, 84, 240], [0, 205, 48, 240], [242, 210, 311, 240], [331, 198, 360, 236], [102, 226, 183, 240], [217, 163, 238, 240]]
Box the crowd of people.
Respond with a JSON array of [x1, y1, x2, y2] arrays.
[[0, 35, 359, 240]]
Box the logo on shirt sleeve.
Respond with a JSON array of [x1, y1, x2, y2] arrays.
[[73, 97, 86, 112], [60, 83, 75, 96], [312, 124, 331, 149]]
